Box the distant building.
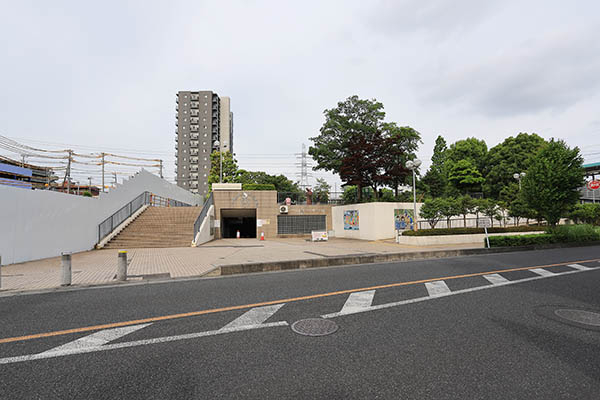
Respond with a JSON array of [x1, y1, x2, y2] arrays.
[[175, 91, 233, 196], [0, 156, 56, 189]]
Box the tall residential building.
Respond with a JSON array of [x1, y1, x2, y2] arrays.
[[175, 91, 233, 195]]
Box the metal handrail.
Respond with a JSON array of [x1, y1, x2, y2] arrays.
[[193, 192, 213, 240], [98, 191, 193, 242]]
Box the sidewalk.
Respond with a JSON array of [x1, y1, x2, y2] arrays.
[[0, 238, 482, 293]]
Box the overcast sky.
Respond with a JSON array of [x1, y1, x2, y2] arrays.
[[1, 0, 599, 188]]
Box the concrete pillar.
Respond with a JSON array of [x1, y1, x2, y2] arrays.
[[61, 253, 72, 286], [117, 251, 128, 281]]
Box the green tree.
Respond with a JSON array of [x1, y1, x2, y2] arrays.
[[209, 151, 239, 184], [422, 135, 448, 198], [522, 139, 584, 226], [476, 198, 501, 227], [439, 197, 461, 228], [310, 96, 419, 201], [457, 195, 476, 228], [446, 137, 488, 173], [484, 133, 546, 199], [448, 159, 485, 194], [313, 178, 331, 203], [378, 124, 421, 196], [569, 203, 600, 225], [507, 194, 533, 226], [419, 198, 445, 229]]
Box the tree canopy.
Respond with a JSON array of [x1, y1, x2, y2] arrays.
[[309, 95, 420, 201], [521, 139, 584, 225]]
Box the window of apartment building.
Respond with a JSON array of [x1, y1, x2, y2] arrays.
[[204, 125, 207, 129], [203, 157, 207, 161], [203, 173, 207, 177], [204, 133, 207, 137], [184, 118, 187, 122], [184, 103, 187, 106], [183, 157, 187, 161], [202, 141, 206, 146], [203, 118, 206, 122], [184, 95, 188, 98], [203, 149, 207, 153], [204, 94, 208, 98], [204, 182, 207, 185], [204, 165, 207, 169], [184, 110, 187, 114], [183, 166, 187, 169], [183, 182, 186, 185], [183, 149, 187, 153], [204, 102, 208, 106], [204, 110, 207, 114], [184, 133, 187, 137]]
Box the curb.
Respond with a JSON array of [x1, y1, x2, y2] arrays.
[[211, 241, 600, 276]]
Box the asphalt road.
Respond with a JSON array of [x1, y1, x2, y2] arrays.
[[1, 246, 600, 399]]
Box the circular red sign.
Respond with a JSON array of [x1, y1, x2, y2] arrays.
[[588, 180, 600, 190]]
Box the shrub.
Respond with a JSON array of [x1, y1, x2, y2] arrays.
[[569, 204, 600, 225], [402, 225, 544, 236], [549, 224, 600, 242], [488, 234, 557, 247], [241, 183, 276, 190]]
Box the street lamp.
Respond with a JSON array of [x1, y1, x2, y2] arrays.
[[406, 159, 422, 230], [513, 172, 526, 190], [213, 140, 222, 183]]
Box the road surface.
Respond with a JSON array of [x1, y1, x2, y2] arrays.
[[1, 246, 599, 399]]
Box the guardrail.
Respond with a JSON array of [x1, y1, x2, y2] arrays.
[[193, 192, 213, 240], [98, 192, 192, 242]]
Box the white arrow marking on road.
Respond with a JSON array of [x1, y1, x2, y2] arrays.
[[483, 273, 510, 285], [42, 324, 152, 354], [530, 268, 555, 277], [338, 290, 375, 315], [220, 304, 285, 330], [568, 264, 590, 271], [424, 281, 451, 297]]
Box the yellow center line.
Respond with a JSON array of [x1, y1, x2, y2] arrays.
[[1, 258, 598, 345]]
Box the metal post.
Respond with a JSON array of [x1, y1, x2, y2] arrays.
[[412, 169, 417, 231], [117, 251, 128, 281], [159, 160, 163, 179], [101, 153, 105, 193], [220, 151, 223, 183], [61, 253, 72, 286]]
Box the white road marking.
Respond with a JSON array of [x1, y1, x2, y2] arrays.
[[322, 267, 599, 318], [220, 304, 285, 330], [338, 290, 375, 315], [42, 324, 152, 354], [483, 273, 510, 285], [0, 322, 288, 365], [530, 268, 555, 277], [425, 280, 451, 297], [568, 263, 590, 271]]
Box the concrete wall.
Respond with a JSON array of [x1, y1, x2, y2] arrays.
[[332, 202, 423, 241], [0, 169, 201, 265]]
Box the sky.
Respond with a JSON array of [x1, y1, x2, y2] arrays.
[[1, 0, 599, 189]]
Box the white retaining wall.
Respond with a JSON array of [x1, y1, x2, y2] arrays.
[[0, 170, 202, 265]]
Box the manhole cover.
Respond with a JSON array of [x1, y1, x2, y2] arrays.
[[554, 309, 600, 327], [291, 318, 338, 336]]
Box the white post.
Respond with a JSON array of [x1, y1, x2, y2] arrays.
[[484, 227, 490, 248], [117, 251, 128, 281], [219, 151, 223, 183], [412, 169, 417, 231], [61, 253, 72, 286]]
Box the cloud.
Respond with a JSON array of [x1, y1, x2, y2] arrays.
[[419, 28, 600, 117]]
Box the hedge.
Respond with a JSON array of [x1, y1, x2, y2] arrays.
[[488, 234, 557, 247], [402, 225, 544, 236], [241, 183, 276, 190]]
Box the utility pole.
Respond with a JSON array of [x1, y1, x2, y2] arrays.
[[113, 172, 117, 187], [88, 177, 92, 187], [101, 152, 105, 193], [63, 150, 73, 194], [159, 159, 163, 179]]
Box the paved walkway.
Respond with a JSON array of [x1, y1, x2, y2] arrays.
[[0, 238, 482, 293]]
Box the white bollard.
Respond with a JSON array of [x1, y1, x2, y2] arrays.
[[117, 250, 128, 281], [61, 253, 72, 286]]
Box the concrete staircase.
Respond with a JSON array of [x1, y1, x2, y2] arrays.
[[104, 206, 202, 249]]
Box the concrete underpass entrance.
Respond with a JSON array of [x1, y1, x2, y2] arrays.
[[220, 209, 257, 238]]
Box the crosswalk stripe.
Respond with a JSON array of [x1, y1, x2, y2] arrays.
[[339, 290, 375, 315], [568, 263, 590, 271], [424, 281, 451, 297], [530, 268, 555, 277], [483, 273, 510, 285], [220, 304, 285, 330], [42, 323, 152, 354]]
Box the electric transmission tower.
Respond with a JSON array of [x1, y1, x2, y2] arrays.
[[295, 143, 313, 191]]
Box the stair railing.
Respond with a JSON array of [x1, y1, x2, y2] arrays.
[[98, 192, 193, 243], [193, 192, 213, 241]]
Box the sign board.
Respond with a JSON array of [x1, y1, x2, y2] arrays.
[[587, 180, 600, 190], [394, 209, 414, 231], [213, 220, 220, 228], [478, 218, 491, 228], [257, 219, 263, 227], [344, 210, 359, 230], [311, 231, 328, 242]]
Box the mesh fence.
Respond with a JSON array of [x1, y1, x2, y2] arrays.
[[277, 215, 326, 234]]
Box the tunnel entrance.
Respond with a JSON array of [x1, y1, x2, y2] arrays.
[[220, 209, 257, 238]]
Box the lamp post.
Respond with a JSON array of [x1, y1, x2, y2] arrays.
[[405, 159, 422, 230], [513, 172, 526, 190], [213, 140, 222, 183]]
